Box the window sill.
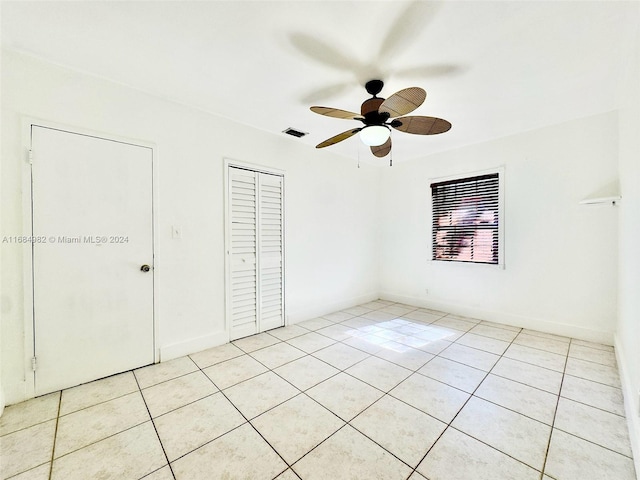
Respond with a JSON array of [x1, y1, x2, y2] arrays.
[[429, 259, 505, 270]]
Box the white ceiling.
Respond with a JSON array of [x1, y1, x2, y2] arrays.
[[2, 1, 638, 163]]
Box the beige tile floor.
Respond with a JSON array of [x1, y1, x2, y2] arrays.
[[1, 300, 637, 480]]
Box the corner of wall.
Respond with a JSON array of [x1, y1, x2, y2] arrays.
[[615, 8, 640, 476], [615, 333, 640, 477]]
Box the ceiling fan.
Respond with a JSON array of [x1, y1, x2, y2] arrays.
[[311, 80, 451, 158]]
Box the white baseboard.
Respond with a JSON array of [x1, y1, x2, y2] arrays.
[[160, 292, 379, 361], [615, 333, 640, 477], [379, 292, 614, 345], [287, 291, 379, 325], [159, 331, 229, 362]]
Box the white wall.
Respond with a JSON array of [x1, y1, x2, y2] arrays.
[[616, 17, 640, 474], [378, 112, 619, 343], [0, 45, 4, 415], [0, 49, 379, 405], [1, 45, 635, 427]]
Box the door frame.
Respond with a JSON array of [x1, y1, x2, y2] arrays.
[[21, 117, 159, 399], [223, 158, 286, 341]]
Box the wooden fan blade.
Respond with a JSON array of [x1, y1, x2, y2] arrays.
[[310, 106, 364, 120], [376, 2, 441, 65], [316, 128, 362, 148], [289, 32, 362, 72], [392, 116, 452, 135], [378, 87, 426, 118], [371, 137, 391, 157]]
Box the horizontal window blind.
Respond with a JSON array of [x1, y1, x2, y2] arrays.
[[431, 173, 499, 264]]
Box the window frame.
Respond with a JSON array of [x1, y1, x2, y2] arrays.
[[428, 166, 505, 268]]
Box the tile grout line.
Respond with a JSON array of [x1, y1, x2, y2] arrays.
[[287, 371, 436, 476], [284, 422, 352, 475], [189, 351, 306, 478], [8, 303, 622, 480], [537, 351, 634, 461], [330, 349, 474, 473], [147, 391, 219, 422], [255, 314, 576, 452], [495, 355, 620, 391], [180, 320, 604, 476], [251, 322, 382, 469], [409, 334, 576, 427], [52, 371, 141, 418], [408, 370, 556, 428], [550, 426, 636, 460], [281, 335, 440, 464], [133, 373, 177, 480], [205, 329, 425, 477], [565, 353, 619, 368], [556, 393, 627, 419], [39, 416, 159, 467], [404, 325, 535, 479], [267, 316, 556, 477], [47, 391, 62, 480], [539, 337, 572, 479]]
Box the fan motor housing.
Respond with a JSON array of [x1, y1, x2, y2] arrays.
[[361, 97, 383, 115], [361, 98, 391, 125]]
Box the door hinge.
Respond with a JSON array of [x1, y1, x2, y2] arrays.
[[31, 356, 37, 371], [28, 149, 33, 165]]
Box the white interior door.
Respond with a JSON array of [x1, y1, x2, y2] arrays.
[[31, 126, 154, 395], [227, 166, 284, 340]]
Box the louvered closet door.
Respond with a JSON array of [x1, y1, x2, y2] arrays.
[[228, 166, 284, 341], [229, 168, 259, 340], [258, 173, 284, 331]]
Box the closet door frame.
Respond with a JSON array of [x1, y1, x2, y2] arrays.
[[224, 159, 286, 340]]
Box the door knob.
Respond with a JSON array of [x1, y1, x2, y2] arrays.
[[140, 265, 151, 272]]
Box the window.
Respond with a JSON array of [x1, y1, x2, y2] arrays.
[[431, 171, 501, 265]]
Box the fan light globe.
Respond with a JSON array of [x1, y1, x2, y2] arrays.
[[360, 125, 390, 146]]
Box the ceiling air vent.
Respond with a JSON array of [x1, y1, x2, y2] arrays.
[[283, 128, 308, 138]]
